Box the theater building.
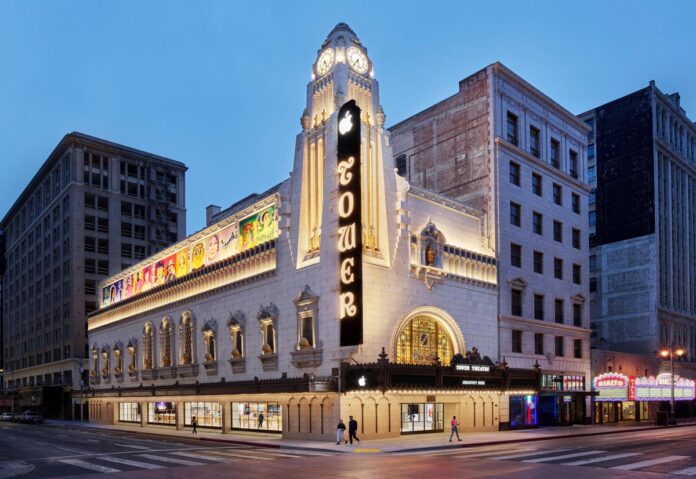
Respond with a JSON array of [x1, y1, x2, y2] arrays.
[[86, 24, 540, 440]]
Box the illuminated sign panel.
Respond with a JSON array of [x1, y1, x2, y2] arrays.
[[594, 372, 696, 402], [100, 203, 278, 308], [337, 100, 363, 347], [455, 364, 491, 372], [593, 373, 629, 402]]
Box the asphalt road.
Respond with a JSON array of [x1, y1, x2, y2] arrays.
[[0, 422, 334, 478], [398, 425, 696, 476]]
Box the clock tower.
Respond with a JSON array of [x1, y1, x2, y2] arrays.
[[294, 23, 392, 268]]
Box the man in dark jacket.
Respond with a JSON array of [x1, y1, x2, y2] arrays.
[[348, 416, 360, 444]]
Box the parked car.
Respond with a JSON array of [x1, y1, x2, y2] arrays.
[[20, 411, 43, 424], [0, 412, 13, 421]]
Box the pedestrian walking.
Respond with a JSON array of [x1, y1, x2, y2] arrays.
[[449, 415, 461, 442], [336, 418, 347, 445], [258, 412, 265, 429], [348, 415, 360, 444], [192, 415, 198, 434]]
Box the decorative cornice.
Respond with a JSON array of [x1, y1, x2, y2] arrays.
[[408, 184, 486, 219], [499, 313, 592, 336]]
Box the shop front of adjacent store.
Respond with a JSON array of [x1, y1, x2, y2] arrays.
[[537, 374, 591, 426], [593, 372, 696, 423]]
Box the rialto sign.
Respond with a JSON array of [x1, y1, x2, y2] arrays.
[[337, 100, 363, 347], [594, 372, 696, 402]]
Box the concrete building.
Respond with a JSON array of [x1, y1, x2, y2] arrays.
[[389, 64, 593, 425], [86, 24, 544, 440], [1, 132, 187, 417], [580, 83, 696, 370]]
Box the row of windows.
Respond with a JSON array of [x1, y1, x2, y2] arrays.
[[509, 161, 581, 212], [5, 370, 72, 389], [510, 244, 582, 284], [510, 290, 583, 326], [511, 330, 583, 359], [506, 112, 580, 179]]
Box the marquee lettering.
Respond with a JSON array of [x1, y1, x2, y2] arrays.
[[338, 224, 356, 252], [337, 157, 355, 186], [338, 191, 354, 218], [340, 257, 355, 284]]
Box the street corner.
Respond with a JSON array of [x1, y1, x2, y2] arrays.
[[0, 461, 35, 479]]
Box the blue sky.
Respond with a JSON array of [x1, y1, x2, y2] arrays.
[[1, 0, 694, 234]]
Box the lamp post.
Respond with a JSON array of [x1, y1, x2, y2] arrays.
[[659, 346, 685, 422]]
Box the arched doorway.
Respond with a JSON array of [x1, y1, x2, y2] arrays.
[[394, 314, 459, 366]]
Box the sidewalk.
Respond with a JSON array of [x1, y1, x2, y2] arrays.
[[44, 419, 696, 454]]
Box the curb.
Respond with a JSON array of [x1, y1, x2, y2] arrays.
[[384, 422, 696, 454], [0, 462, 35, 479], [198, 436, 351, 454]]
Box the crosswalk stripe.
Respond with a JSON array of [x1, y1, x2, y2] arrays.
[[99, 456, 163, 469], [208, 449, 274, 461], [524, 451, 605, 463], [671, 466, 696, 476], [494, 448, 573, 460], [137, 454, 206, 467], [114, 443, 151, 450], [611, 455, 689, 471], [58, 458, 121, 473], [170, 451, 232, 462], [562, 452, 642, 466]]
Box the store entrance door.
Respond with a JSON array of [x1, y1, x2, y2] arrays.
[[400, 403, 444, 434]]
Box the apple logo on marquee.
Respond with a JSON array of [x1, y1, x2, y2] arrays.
[[339, 110, 353, 135]]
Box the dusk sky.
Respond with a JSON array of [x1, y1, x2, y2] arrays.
[[1, 0, 694, 234]]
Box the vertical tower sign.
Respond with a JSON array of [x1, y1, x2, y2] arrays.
[[337, 100, 363, 346]]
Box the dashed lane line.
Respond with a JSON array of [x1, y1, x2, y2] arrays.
[[58, 458, 121, 473]]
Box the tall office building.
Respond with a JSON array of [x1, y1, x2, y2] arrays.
[[1, 132, 186, 417], [580, 82, 696, 377], [389, 64, 592, 425]]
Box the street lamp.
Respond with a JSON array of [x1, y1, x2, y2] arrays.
[[659, 346, 685, 422]]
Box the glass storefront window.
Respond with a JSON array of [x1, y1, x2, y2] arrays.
[[119, 402, 141, 423], [232, 402, 282, 432], [400, 403, 444, 434], [509, 395, 537, 427], [184, 402, 222, 428], [148, 402, 176, 425], [621, 401, 636, 420]]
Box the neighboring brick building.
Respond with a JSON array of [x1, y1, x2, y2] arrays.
[[1, 133, 186, 418], [390, 63, 592, 426]]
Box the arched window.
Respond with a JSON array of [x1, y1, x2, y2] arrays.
[[228, 311, 245, 359], [90, 345, 99, 378], [113, 344, 123, 375], [143, 324, 154, 370], [202, 320, 217, 362], [180, 313, 193, 365], [127, 339, 137, 374], [395, 154, 408, 178], [160, 318, 173, 367], [100, 347, 110, 377], [396, 315, 454, 366]]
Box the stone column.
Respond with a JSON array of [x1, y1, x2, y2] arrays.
[[222, 402, 231, 434], [176, 401, 185, 431], [140, 401, 147, 428]]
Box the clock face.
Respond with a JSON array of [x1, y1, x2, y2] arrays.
[[346, 47, 368, 74], [316, 48, 335, 76]]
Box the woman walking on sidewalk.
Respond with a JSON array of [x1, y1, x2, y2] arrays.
[[336, 418, 347, 445], [192, 415, 198, 434], [449, 416, 461, 442]]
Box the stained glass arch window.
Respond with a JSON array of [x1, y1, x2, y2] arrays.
[[396, 315, 455, 366]]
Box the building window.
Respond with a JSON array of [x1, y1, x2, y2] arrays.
[[294, 285, 319, 350], [589, 211, 596, 227], [574, 339, 582, 359], [532, 173, 542, 196], [511, 243, 522, 268], [510, 162, 521, 186], [555, 336, 564, 357], [118, 402, 141, 423], [160, 318, 173, 367], [395, 155, 407, 178], [228, 312, 245, 360], [553, 220, 563, 242], [507, 112, 518, 146], [588, 165, 596, 182], [511, 289, 523, 317], [202, 322, 216, 363], [510, 202, 521, 227], [232, 402, 282, 432], [511, 330, 522, 353], [589, 255, 597, 271], [554, 258, 563, 280], [573, 303, 582, 327], [589, 277, 597, 292], [550, 139, 560, 169], [148, 402, 176, 425], [534, 333, 544, 355], [573, 264, 581, 285], [555, 299, 564, 324], [184, 402, 222, 428], [509, 395, 537, 428], [143, 323, 154, 369], [534, 294, 544, 320], [572, 228, 581, 249], [396, 315, 454, 366], [533, 251, 543, 274], [571, 193, 580, 214], [552, 183, 562, 205], [530, 126, 540, 157], [258, 304, 279, 356], [569, 150, 578, 179], [532, 212, 543, 235], [180, 313, 194, 364]]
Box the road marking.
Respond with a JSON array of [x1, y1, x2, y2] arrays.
[[611, 455, 689, 470], [58, 458, 121, 473], [56, 434, 67, 438], [170, 451, 232, 462], [138, 454, 206, 467], [114, 443, 151, 450], [56, 447, 86, 454], [562, 452, 642, 466], [86, 439, 100, 443], [671, 466, 696, 476], [217, 448, 303, 459], [99, 456, 163, 469], [495, 448, 573, 460], [525, 451, 605, 463]]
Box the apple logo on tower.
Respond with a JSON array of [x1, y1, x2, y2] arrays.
[[358, 375, 366, 387], [339, 110, 353, 135]]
